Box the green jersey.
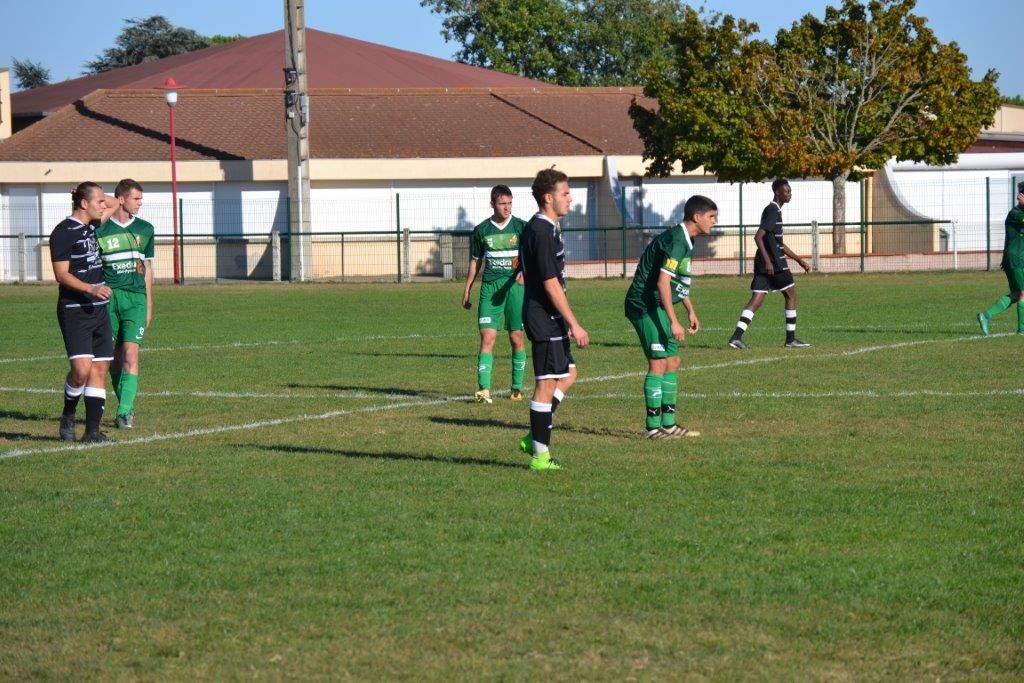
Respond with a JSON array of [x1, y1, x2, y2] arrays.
[[1001, 206, 1024, 271], [96, 216, 155, 293], [470, 216, 526, 282], [625, 224, 694, 314]]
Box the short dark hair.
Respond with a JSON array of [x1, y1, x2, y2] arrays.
[[114, 178, 143, 199], [71, 182, 101, 211], [771, 178, 790, 194], [683, 195, 718, 221], [1017, 181, 1024, 194], [531, 168, 569, 207], [490, 184, 513, 204]]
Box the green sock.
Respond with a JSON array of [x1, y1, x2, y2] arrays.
[[477, 352, 493, 390], [661, 371, 678, 428], [1018, 301, 1024, 333], [644, 374, 663, 430], [117, 373, 138, 417], [110, 367, 122, 401], [511, 349, 527, 391], [984, 295, 1013, 319]]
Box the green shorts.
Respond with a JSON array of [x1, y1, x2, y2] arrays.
[[108, 288, 148, 346], [626, 303, 678, 359], [1005, 266, 1024, 293], [478, 278, 524, 331]]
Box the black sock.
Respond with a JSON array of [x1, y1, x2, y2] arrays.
[[529, 401, 553, 451], [63, 381, 84, 418], [732, 308, 754, 341], [785, 309, 797, 343], [83, 387, 106, 432]]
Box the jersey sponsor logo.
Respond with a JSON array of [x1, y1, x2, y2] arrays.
[[478, 316, 492, 324], [651, 343, 665, 352], [665, 258, 679, 271]]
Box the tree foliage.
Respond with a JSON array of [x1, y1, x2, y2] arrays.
[[84, 16, 211, 73], [11, 57, 51, 90], [207, 34, 247, 46], [420, 0, 685, 87], [631, 0, 1001, 251], [1004, 94, 1024, 107]]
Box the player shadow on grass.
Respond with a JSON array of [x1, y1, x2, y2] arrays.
[[242, 444, 521, 469], [0, 431, 63, 442], [0, 409, 53, 422], [428, 416, 634, 438], [338, 351, 470, 359], [285, 384, 445, 398]]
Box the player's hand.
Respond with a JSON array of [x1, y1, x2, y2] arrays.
[[461, 292, 472, 309], [688, 313, 700, 334], [515, 272, 524, 285], [764, 262, 775, 276], [671, 320, 685, 341], [1017, 192, 1024, 206], [570, 323, 589, 348], [90, 283, 112, 300], [799, 258, 812, 273], [146, 310, 153, 328]]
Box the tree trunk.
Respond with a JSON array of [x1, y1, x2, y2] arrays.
[[832, 173, 848, 255]]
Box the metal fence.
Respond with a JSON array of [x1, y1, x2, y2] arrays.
[[0, 173, 1019, 283]]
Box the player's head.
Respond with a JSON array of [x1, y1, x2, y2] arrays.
[[683, 195, 718, 234], [772, 178, 792, 204], [490, 185, 513, 221], [532, 168, 571, 217], [71, 181, 104, 219], [115, 179, 144, 216], [1017, 181, 1024, 206]]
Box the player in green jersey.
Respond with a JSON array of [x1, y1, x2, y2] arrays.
[[625, 195, 717, 439], [461, 185, 529, 403], [95, 179, 155, 429], [978, 183, 1024, 335]]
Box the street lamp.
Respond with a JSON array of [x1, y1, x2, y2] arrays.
[[164, 76, 182, 284]]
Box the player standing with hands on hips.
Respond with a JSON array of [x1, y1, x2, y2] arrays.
[[517, 168, 589, 471], [50, 182, 121, 442]]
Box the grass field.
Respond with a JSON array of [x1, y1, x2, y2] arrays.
[[1, 271, 1022, 679]]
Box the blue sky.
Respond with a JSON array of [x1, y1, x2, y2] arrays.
[[2, 0, 1019, 95]]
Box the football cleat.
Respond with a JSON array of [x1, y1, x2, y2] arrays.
[[115, 412, 134, 429], [509, 389, 523, 401], [529, 453, 562, 471], [728, 339, 749, 350], [785, 339, 812, 348], [80, 430, 115, 443], [660, 425, 700, 438], [977, 312, 990, 336], [59, 415, 76, 441], [474, 389, 493, 404]]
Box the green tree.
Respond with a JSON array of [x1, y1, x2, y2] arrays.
[[84, 16, 210, 73], [420, 0, 685, 87], [11, 57, 51, 90], [1004, 94, 1024, 107], [632, 0, 1001, 253], [207, 34, 247, 46]]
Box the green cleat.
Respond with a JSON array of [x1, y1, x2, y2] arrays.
[[977, 312, 990, 336], [518, 434, 532, 455], [529, 452, 562, 471]]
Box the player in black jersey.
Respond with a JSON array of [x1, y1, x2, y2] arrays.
[[728, 179, 812, 349], [50, 182, 121, 442], [516, 168, 589, 471]]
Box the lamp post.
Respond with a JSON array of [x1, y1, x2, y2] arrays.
[[164, 77, 181, 284]]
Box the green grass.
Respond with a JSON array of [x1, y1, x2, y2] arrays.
[[1, 272, 1023, 678]]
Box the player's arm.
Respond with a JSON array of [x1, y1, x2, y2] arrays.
[[99, 193, 121, 223], [144, 259, 154, 327], [782, 243, 811, 272], [462, 257, 481, 309], [542, 278, 588, 348], [680, 296, 699, 334], [753, 228, 774, 275], [52, 260, 111, 300], [656, 270, 685, 341]]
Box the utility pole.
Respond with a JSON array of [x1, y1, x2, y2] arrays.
[[284, 0, 311, 281]]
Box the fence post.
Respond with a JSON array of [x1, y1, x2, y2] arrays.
[[340, 233, 346, 281], [951, 220, 959, 271], [619, 192, 627, 277], [810, 221, 820, 272], [603, 229, 608, 278], [986, 177, 991, 271], [738, 183, 745, 276], [178, 198, 185, 284], [402, 228, 411, 282], [18, 232, 27, 283], [395, 194, 402, 284], [271, 229, 282, 281]]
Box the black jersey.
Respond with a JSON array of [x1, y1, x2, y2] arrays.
[[519, 213, 567, 341], [49, 216, 105, 306], [754, 201, 788, 273]]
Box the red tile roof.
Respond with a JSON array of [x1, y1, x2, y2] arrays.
[[0, 88, 649, 162], [11, 29, 557, 116]]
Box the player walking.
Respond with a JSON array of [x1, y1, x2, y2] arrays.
[[728, 179, 812, 349], [978, 183, 1024, 335], [461, 185, 528, 402], [516, 169, 589, 471], [50, 182, 121, 442], [625, 195, 717, 438], [96, 179, 156, 428]]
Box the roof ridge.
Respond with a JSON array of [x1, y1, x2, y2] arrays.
[[489, 92, 605, 154]]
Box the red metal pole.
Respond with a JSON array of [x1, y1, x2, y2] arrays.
[[169, 104, 180, 284]]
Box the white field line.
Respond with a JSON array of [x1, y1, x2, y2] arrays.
[[0, 332, 1012, 461], [573, 388, 1024, 401], [0, 387, 412, 401]]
